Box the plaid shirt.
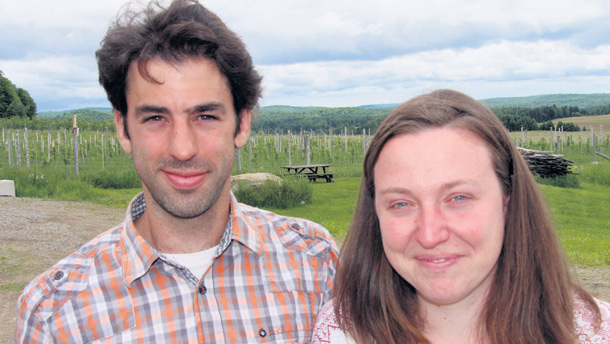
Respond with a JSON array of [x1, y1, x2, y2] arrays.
[[16, 192, 339, 343]]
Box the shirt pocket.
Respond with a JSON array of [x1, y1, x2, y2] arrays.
[[256, 250, 331, 343]]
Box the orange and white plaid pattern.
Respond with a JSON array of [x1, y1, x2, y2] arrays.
[[16, 193, 339, 343]]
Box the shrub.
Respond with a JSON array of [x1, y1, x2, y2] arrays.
[[579, 163, 610, 187], [234, 178, 312, 209], [80, 168, 140, 189], [535, 174, 580, 188]]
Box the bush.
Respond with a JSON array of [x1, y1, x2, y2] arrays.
[[234, 178, 312, 209], [579, 163, 610, 187], [535, 174, 580, 188], [80, 168, 140, 189]]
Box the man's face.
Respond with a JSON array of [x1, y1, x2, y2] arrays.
[[115, 58, 250, 219]]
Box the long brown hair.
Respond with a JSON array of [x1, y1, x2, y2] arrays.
[[334, 89, 600, 343]]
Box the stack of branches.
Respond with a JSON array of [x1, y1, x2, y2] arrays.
[[518, 148, 575, 178]]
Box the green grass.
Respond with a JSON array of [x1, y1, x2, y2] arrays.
[[263, 177, 361, 240], [540, 182, 610, 267]]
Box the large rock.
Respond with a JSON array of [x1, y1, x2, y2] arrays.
[[0, 180, 15, 197], [230, 173, 282, 193]]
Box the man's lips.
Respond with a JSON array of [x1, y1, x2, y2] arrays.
[[163, 170, 207, 189]]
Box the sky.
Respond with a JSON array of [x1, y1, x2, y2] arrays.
[[1, 0, 609, 112]]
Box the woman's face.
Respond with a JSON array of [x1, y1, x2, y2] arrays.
[[374, 127, 507, 309]]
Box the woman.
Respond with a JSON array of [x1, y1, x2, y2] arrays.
[[312, 89, 610, 343]]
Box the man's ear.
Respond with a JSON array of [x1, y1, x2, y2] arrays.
[[234, 110, 251, 149], [114, 110, 132, 154]]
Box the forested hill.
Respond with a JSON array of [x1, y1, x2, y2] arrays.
[[14, 93, 608, 133], [253, 106, 393, 133], [481, 93, 610, 108]]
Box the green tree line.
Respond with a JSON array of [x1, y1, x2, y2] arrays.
[[0, 70, 36, 119]]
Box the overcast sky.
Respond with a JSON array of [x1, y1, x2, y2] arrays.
[[1, 0, 609, 111]]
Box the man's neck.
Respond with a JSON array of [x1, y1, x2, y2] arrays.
[[133, 194, 230, 254]]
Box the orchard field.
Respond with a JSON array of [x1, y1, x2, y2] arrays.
[[1, 121, 609, 266]]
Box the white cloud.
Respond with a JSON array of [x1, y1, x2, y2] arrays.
[[259, 40, 610, 106], [1, 0, 609, 110]]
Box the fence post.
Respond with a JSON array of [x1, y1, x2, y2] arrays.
[[15, 129, 22, 167], [288, 130, 292, 165], [601, 124, 604, 152], [305, 135, 311, 165], [47, 130, 51, 162], [593, 133, 597, 164], [248, 136, 253, 168], [362, 128, 368, 155], [6, 130, 11, 167], [24, 126, 30, 168], [328, 128, 332, 158], [73, 115, 79, 175]]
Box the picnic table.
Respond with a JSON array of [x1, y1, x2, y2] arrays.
[[280, 164, 334, 183]]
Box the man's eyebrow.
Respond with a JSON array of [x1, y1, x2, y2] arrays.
[[191, 103, 225, 114], [135, 105, 169, 116]]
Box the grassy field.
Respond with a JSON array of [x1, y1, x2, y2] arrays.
[[553, 114, 610, 130]]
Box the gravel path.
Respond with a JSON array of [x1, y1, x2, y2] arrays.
[[1, 196, 608, 343]]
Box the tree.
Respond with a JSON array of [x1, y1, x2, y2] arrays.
[[17, 88, 37, 118], [5, 100, 26, 118], [0, 74, 20, 116], [0, 73, 38, 118]]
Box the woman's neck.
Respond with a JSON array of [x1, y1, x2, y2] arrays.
[[419, 293, 488, 344]]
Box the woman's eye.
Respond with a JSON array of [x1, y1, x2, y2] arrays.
[[392, 201, 409, 208]]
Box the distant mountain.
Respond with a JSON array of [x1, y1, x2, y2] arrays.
[[480, 93, 610, 108], [357, 103, 399, 109], [38, 107, 112, 118], [34, 93, 610, 123], [258, 105, 327, 113]]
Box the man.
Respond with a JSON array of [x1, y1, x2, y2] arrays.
[[15, 1, 338, 342]]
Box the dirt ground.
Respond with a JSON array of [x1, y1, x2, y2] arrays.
[[1, 197, 609, 343]]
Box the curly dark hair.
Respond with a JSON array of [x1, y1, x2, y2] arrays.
[[96, 0, 262, 134]]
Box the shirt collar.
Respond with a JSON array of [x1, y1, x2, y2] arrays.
[[119, 192, 263, 285], [119, 193, 159, 285], [222, 193, 263, 257]]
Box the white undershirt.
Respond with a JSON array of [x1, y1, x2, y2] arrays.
[[163, 245, 218, 279]]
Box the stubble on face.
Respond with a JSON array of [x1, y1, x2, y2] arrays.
[[136, 154, 232, 219]]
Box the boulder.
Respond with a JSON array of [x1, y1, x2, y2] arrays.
[[230, 173, 282, 193], [0, 180, 16, 197]]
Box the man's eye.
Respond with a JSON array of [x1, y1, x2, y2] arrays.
[[198, 114, 217, 120], [144, 115, 163, 122], [452, 195, 468, 202]]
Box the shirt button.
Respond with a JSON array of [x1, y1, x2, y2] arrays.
[[259, 328, 267, 337], [291, 223, 301, 230], [53, 270, 64, 280], [198, 285, 207, 295]]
